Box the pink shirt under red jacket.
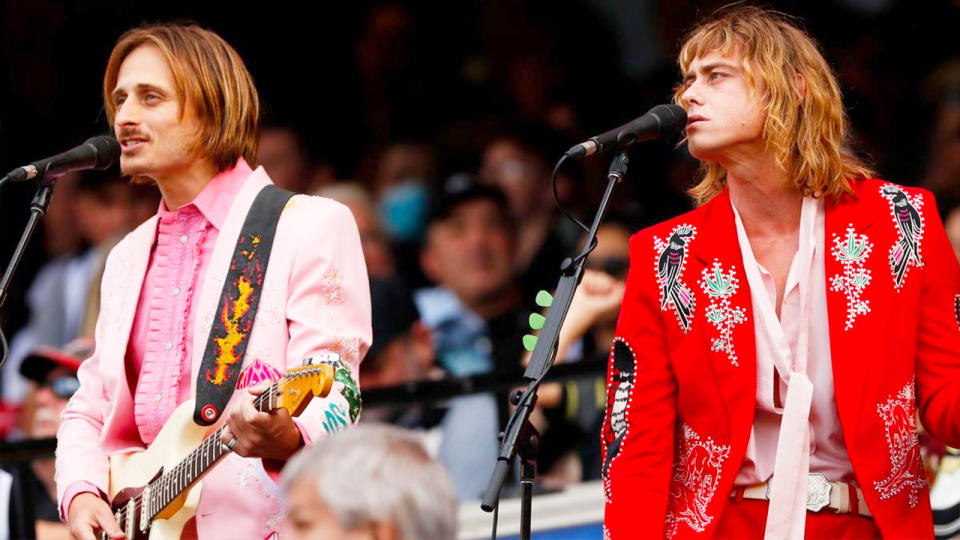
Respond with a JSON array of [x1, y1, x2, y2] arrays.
[[601, 178, 960, 539], [55, 161, 371, 539]]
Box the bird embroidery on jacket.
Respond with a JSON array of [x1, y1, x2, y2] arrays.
[[602, 338, 636, 499], [880, 184, 924, 289], [655, 225, 697, 332]]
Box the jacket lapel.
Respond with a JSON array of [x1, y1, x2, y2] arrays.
[[116, 216, 157, 371], [190, 168, 272, 393], [824, 186, 875, 451], [691, 190, 757, 439]]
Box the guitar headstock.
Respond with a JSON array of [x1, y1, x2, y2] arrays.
[[265, 363, 336, 417]]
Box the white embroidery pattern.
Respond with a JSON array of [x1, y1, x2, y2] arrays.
[[874, 380, 926, 507], [601, 338, 636, 502], [654, 225, 697, 332], [829, 225, 873, 330], [954, 294, 960, 331], [664, 423, 730, 538], [880, 184, 925, 290], [699, 260, 746, 366], [321, 266, 344, 304]]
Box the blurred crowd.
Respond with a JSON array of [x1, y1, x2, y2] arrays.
[[1, 0, 959, 536]]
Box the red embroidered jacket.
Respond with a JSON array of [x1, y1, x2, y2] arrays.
[[602, 178, 960, 539]]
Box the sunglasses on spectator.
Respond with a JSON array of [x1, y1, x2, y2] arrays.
[[40, 375, 80, 399], [584, 256, 630, 280]]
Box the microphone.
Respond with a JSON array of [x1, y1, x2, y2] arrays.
[[564, 104, 687, 159], [1, 135, 121, 184]]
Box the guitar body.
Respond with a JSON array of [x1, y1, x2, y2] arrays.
[[103, 363, 334, 540], [109, 399, 210, 539]]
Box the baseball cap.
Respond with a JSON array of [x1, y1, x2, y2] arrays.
[[19, 336, 94, 384], [425, 174, 510, 226]]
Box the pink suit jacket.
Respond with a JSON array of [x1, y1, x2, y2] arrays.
[[55, 167, 372, 539]]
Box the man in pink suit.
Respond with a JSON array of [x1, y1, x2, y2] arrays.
[[56, 24, 371, 540]]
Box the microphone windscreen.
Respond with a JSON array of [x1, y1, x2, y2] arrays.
[[85, 135, 122, 170], [649, 104, 687, 139]]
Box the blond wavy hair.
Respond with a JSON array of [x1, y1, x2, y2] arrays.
[[103, 23, 260, 171], [674, 6, 873, 204]]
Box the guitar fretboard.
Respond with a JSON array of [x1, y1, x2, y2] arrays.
[[144, 383, 280, 518]]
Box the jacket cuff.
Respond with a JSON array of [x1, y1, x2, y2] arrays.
[[60, 480, 107, 522]]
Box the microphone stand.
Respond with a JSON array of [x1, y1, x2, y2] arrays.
[[481, 151, 630, 539], [0, 180, 56, 368]]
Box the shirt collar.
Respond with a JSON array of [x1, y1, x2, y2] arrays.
[[156, 157, 253, 230]]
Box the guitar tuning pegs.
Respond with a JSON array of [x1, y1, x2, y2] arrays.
[[535, 290, 553, 308], [523, 334, 538, 352], [303, 352, 341, 367], [528, 313, 545, 330]]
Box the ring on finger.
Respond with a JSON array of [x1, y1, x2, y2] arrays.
[[221, 437, 238, 453]]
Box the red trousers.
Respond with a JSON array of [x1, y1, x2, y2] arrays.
[[714, 499, 881, 539]]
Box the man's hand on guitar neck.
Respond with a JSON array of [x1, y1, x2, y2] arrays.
[[218, 382, 304, 461], [67, 492, 124, 540]]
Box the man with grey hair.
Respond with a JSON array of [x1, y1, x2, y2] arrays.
[[281, 423, 458, 540]]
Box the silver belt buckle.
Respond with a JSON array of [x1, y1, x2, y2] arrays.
[[806, 473, 831, 512]]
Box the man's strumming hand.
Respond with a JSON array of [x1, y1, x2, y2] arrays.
[[67, 492, 124, 540]]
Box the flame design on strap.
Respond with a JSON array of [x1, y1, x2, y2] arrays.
[[208, 275, 254, 385]]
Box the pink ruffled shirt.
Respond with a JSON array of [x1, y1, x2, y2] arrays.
[[63, 158, 297, 516]]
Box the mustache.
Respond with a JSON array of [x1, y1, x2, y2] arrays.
[[118, 127, 148, 139]]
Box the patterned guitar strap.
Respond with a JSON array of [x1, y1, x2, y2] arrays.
[[193, 184, 294, 426]]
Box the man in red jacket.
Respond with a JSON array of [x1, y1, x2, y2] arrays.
[[601, 6, 960, 539]]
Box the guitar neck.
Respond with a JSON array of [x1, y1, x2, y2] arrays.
[[145, 382, 280, 518]]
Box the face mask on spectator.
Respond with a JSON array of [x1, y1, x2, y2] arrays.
[[379, 180, 429, 242]]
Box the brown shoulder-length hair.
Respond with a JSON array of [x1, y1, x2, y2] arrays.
[[673, 6, 873, 205], [103, 23, 260, 171]]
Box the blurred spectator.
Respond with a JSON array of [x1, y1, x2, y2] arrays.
[[363, 278, 511, 501], [360, 140, 438, 287], [2, 337, 90, 540], [361, 279, 436, 391], [372, 141, 438, 195], [40, 172, 83, 259], [415, 177, 529, 498], [257, 124, 309, 192], [479, 131, 578, 299], [370, 141, 437, 243], [281, 423, 457, 540], [417, 178, 526, 375], [257, 124, 338, 194], [2, 172, 137, 405], [315, 183, 396, 278]]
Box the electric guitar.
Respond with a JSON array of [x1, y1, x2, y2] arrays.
[[103, 362, 335, 540]]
